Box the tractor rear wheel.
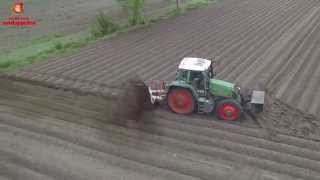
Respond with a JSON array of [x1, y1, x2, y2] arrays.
[[168, 88, 195, 114], [216, 99, 242, 121]]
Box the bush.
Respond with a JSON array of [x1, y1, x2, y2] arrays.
[[0, 61, 11, 69], [91, 12, 119, 38], [127, 0, 145, 25], [168, 8, 182, 17], [54, 41, 63, 50]]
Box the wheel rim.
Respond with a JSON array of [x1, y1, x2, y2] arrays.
[[218, 103, 240, 121], [168, 89, 194, 114]]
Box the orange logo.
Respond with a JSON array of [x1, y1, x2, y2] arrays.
[[12, 2, 24, 14], [2, 1, 36, 27]]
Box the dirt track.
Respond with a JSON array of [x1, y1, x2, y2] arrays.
[[13, 0, 320, 140], [1, 77, 320, 180]]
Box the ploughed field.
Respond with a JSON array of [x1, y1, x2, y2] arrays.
[[1, 0, 320, 179], [13, 0, 320, 140], [1, 77, 320, 180]]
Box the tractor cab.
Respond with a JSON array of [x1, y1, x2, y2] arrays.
[[176, 57, 215, 96]]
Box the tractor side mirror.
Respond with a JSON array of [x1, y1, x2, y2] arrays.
[[212, 60, 216, 66], [210, 64, 216, 78]]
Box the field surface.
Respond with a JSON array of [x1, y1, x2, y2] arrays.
[[1, 0, 320, 179], [1, 77, 320, 180], [13, 0, 320, 139]]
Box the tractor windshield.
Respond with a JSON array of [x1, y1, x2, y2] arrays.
[[176, 69, 188, 81], [176, 69, 202, 83], [189, 71, 202, 82]]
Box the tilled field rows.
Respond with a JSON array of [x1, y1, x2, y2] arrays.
[[18, 0, 314, 85], [15, 0, 318, 87], [1, 78, 320, 180], [14, 0, 320, 140]]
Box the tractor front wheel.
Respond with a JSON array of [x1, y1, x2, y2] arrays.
[[168, 88, 195, 114], [216, 99, 242, 121]]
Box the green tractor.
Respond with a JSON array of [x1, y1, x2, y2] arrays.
[[148, 57, 264, 121]]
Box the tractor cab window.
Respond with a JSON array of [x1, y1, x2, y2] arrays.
[[176, 69, 188, 81], [189, 71, 205, 90], [189, 71, 202, 81]]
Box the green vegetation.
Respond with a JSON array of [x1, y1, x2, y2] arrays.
[[168, 0, 215, 17], [54, 41, 63, 50], [117, 0, 146, 25], [128, 0, 146, 25], [0, 0, 216, 73], [91, 12, 120, 38], [0, 32, 96, 72]]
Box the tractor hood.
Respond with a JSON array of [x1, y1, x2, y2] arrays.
[[210, 79, 235, 98]]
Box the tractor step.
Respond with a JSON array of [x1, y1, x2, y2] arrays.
[[197, 97, 214, 113]]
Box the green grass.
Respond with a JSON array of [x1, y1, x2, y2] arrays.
[[91, 12, 120, 38], [0, 31, 97, 72], [170, 0, 215, 16], [0, 0, 217, 73], [147, 0, 216, 24]]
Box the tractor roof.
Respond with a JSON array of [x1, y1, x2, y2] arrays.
[[178, 57, 211, 71]]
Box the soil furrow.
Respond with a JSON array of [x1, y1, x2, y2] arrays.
[[153, 110, 320, 151], [66, 0, 275, 82], [0, 118, 232, 180], [24, 0, 237, 71], [270, 10, 320, 99], [111, 1, 293, 84], [217, 0, 312, 80], [30, 0, 280, 79], [2, 80, 320, 172], [234, 4, 320, 88], [4, 0, 320, 177], [0, 160, 56, 180], [1, 91, 320, 175], [297, 54, 320, 113], [104, 0, 295, 84], [28, 0, 249, 75], [25, 0, 256, 73], [147, 116, 320, 162], [0, 123, 199, 180], [285, 32, 320, 106], [1, 113, 319, 180]]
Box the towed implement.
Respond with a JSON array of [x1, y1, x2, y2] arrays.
[[148, 57, 265, 121]]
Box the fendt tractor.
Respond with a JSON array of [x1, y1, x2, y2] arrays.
[[148, 57, 265, 121]]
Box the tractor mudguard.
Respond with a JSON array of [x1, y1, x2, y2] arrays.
[[167, 81, 199, 100]]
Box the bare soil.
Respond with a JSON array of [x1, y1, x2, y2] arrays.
[[1, 76, 320, 180], [1, 0, 320, 178], [13, 0, 320, 140]]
